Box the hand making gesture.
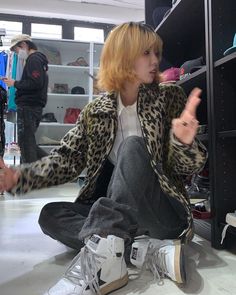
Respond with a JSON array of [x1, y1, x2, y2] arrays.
[[172, 87, 201, 145], [0, 158, 20, 193]]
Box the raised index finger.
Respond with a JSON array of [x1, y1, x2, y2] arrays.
[[185, 88, 202, 116]]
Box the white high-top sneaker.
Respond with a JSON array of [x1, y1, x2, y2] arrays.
[[45, 235, 128, 295], [130, 235, 186, 284], [221, 210, 236, 244]]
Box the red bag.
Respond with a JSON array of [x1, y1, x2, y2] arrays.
[[64, 108, 81, 124]]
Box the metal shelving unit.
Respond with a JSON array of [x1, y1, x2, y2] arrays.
[[145, 0, 236, 249]]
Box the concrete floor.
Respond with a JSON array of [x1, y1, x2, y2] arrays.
[[0, 183, 236, 295]]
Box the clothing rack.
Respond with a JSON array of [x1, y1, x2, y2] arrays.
[[0, 86, 7, 157], [0, 49, 20, 164]]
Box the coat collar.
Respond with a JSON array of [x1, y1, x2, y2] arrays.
[[89, 83, 160, 118]]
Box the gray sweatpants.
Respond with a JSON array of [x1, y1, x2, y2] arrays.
[[39, 136, 188, 250]]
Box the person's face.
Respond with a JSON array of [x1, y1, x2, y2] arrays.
[[13, 42, 27, 54], [133, 47, 159, 84], [12, 42, 29, 59]]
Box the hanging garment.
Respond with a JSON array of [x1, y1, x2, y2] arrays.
[[0, 85, 7, 157], [6, 52, 17, 111], [0, 51, 8, 90]]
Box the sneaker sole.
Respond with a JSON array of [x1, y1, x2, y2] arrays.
[[174, 240, 186, 284], [100, 272, 129, 295]]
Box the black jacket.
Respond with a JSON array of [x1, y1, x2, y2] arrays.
[[14, 52, 48, 107]]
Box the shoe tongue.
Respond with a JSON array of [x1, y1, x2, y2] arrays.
[[86, 235, 103, 253]]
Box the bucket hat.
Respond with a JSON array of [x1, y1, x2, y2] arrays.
[[180, 56, 205, 74], [223, 33, 236, 56], [10, 34, 32, 50], [41, 113, 57, 123], [161, 67, 180, 83], [71, 86, 85, 94]]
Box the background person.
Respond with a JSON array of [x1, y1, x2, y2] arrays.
[[3, 34, 48, 163]]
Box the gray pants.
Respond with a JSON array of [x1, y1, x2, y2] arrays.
[[39, 136, 187, 250]]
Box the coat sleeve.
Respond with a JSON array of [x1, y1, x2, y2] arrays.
[[9, 107, 89, 195], [165, 85, 207, 175]]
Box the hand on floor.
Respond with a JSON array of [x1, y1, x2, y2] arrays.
[[0, 157, 20, 192]]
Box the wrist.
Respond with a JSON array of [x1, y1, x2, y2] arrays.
[[171, 131, 193, 147]]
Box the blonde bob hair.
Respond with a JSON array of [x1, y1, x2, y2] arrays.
[[97, 22, 163, 92]]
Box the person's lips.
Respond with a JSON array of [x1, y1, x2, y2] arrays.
[[150, 69, 157, 74]]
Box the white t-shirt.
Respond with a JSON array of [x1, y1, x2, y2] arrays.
[[109, 93, 143, 164]]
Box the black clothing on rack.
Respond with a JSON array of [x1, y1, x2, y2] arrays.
[[0, 85, 7, 157]]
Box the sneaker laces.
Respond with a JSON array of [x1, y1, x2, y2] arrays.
[[64, 246, 105, 294], [130, 240, 167, 286], [144, 243, 167, 285]]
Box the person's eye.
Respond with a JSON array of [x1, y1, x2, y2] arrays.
[[144, 50, 150, 55]]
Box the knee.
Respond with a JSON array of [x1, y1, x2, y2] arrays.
[[40, 201, 56, 213], [38, 202, 60, 225]]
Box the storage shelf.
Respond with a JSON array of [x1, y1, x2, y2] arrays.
[[39, 122, 75, 127], [48, 93, 89, 100], [176, 66, 207, 95], [39, 145, 60, 148], [218, 130, 236, 138], [176, 66, 207, 124], [48, 64, 90, 71], [214, 52, 236, 84], [145, 0, 236, 251], [177, 66, 206, 85], [155, 0, 205, 65], [214, 52, 236, 68], [39, 145, 60, 152]]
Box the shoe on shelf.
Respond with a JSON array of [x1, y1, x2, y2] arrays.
[[221, 210, 236, 244], [45, 234, 128, 295], [130, 235, 186, 285], [226, 211, 236, 227], [186, 174, 210, 199]]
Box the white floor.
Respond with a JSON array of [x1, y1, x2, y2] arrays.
[[0, 183, 236, 295]]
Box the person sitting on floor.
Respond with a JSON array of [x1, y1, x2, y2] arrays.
[[0, 22, 207, 295]]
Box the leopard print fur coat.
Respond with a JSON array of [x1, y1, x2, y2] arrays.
[[11, 83, 207, 241]]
